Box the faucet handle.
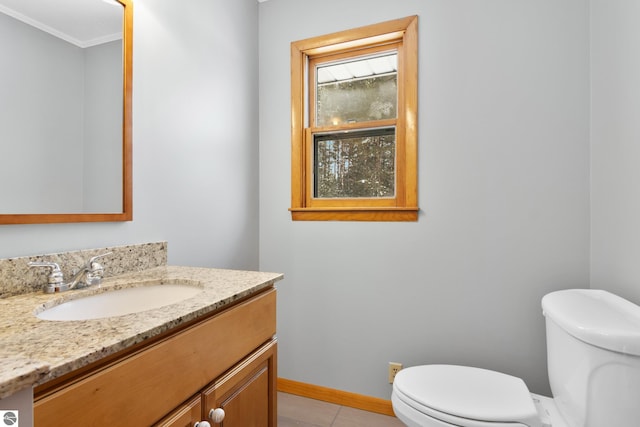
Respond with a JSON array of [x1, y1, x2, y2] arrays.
[[86, 252, 112, 286], [88, 252, 112, 266], [28, 261, 64, 293]]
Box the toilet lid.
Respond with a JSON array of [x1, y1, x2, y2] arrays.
[[393, 365, 540, 426]]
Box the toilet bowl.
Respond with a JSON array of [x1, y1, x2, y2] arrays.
[[392, 365, 562, 427], [391, 289, 640, 427]]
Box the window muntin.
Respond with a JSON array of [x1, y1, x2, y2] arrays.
[[313, 127, 396, 199]]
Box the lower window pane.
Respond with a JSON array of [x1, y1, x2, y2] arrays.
[[314, 128, 395, 199]]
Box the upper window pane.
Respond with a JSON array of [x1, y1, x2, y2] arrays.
[[315, 53, 397, 127]]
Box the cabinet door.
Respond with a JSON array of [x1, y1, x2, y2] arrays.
[[153, 395, 201, 427], [202, 340, 277, 427]]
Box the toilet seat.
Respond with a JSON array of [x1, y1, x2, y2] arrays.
[[392, 365, 543, 427]]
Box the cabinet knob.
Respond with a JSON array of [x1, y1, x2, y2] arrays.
[[193, 422, 211, 427], [209, 408, 226, 423]]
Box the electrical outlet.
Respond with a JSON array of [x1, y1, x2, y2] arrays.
[[388, 362, 403, 383]]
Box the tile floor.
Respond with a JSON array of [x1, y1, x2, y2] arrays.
[[278, 392, 405, 427]]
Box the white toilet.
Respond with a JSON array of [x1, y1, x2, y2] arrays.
[[392, 289, 640, 427]]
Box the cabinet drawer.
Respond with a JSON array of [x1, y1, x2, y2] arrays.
[[35, 288, 276, 427]]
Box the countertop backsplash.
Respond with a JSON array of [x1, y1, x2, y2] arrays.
[[0, 242, 167, 298]]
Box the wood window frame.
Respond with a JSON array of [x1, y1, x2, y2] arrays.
[[290, 16, 419, 222]]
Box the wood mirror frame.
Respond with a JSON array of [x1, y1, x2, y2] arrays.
[[0, 0, 132, 225]]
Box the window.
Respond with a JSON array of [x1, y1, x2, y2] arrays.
[[290, 16, 418, 221]]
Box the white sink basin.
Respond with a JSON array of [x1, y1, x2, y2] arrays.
[[36, 283, 203, 321]]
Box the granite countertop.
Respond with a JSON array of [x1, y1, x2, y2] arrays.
[[0, 265, 283, 399]]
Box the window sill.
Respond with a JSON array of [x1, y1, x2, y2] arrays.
[[289, 207, 419, 222]]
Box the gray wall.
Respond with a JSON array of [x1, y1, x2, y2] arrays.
[[1, 13, 84, 213], [0, 15, 122, 214], [0, 0, 260, 271], [83, 40, 123, 213], [259, 0, 591, 399], [590, 0, 640, 304]]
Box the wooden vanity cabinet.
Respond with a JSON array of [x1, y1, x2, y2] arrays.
[[156, 339, 277, 427], [34, 287, 277, 427]]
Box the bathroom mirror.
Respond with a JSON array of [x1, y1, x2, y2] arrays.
[[0, 0, 132, 224]]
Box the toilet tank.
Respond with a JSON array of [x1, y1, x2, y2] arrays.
[[542, 289, 640, 427]]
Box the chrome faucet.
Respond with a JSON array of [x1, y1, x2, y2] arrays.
[[29, 252, 112, 293]]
